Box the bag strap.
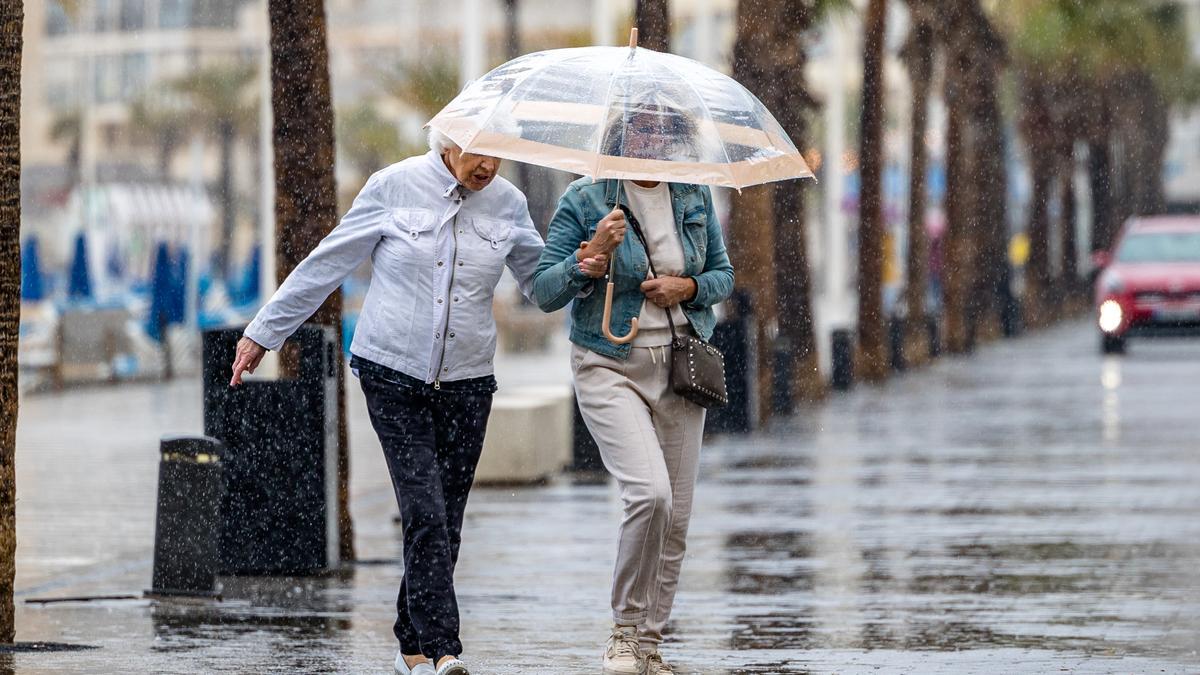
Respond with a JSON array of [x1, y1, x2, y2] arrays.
[[626, 209, 682, 344]]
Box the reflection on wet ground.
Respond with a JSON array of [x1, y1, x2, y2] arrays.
[[712, 327, 1200, 672], [12, 323, 1200, 673]]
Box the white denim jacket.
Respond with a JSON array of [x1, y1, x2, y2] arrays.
[[244, 151, 544, 385]]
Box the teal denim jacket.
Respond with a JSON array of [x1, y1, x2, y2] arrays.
[[533, 178, 735, 360]]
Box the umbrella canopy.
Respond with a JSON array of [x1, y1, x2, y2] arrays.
[[427, 32, 813, 189]]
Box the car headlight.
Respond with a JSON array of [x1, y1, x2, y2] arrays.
[[1098, 300, 1123, 333]]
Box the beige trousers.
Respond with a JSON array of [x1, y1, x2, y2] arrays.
[[571, 343, 706, 649]]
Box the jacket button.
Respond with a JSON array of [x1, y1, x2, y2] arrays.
[[437, 298, 443, 304], [437, 261, 444, 267], [449, 332, 455, 338]]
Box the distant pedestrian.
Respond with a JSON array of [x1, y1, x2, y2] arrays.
[[230, 129, 546, 675]]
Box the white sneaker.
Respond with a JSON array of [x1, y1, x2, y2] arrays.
[[394, 651, 436, 675], [434, 657, 470, 675], [646, 650, 675, 675], [602, 625, 645, 675]]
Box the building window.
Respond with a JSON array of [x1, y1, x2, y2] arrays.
[[94, 54, 122, 104], [46, 0, 73, 35], [120, 0, 146, 31], [193, 0, 238, 28], [95, 0, 119, 31], [121, 53, 149, 101], [159, 0, 191, 29]]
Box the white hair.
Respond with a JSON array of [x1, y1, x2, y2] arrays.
[[428, 128, 460, 155]]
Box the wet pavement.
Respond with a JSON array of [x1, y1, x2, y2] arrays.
[[9, 321, 1200, 673]]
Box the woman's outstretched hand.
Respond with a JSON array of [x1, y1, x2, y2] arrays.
[[230, 336, 267, 386]]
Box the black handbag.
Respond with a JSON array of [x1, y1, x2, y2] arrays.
[[629, 221, 728, 409]]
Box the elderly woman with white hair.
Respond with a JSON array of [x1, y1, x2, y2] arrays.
[[230, 131, 587, 675]]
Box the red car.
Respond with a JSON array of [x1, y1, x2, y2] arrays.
[[1094, 215, 1200, 354]]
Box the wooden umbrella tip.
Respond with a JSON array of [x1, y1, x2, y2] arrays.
[[629, 27, 638, 49]]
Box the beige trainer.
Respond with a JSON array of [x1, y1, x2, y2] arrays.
[[602, 624, 645, 675], [645, 650, 675, 674]]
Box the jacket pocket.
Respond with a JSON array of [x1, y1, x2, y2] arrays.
[[471, 216, 512, 250], [392, 207, 437, 239], [682, 216, 708, 269]]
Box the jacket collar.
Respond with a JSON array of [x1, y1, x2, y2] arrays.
[[427, 150, 465, 200]]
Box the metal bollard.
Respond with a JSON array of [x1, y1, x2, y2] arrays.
[[150, 435, 225, 598], [831, 329, 854, 391], [889, 317, 906, 372]]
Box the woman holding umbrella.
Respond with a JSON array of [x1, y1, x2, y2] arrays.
[[534, 102, 734, 675], [425, 30, 811, 673]]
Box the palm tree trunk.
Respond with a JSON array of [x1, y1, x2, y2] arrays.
[[856, 0, 888, 382], [970, 34, 1008, 344], [1059, 160, 1081, 307], [902, 1, 934, 366], [1025, 149, 1055, 327], [268, 0, 354, 563], [1127, 72, 1168, 216], [0, 0, 21, 643], [942, 44, 972, 353], [770, 1, 822, 402], [730, 0, 777, 422], [635, 0, 670, 52], [1088, 140, 1115, 252]]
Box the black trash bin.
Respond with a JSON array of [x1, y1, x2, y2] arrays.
[[202, 325, 340, 575], [150, 435, 225, 597]]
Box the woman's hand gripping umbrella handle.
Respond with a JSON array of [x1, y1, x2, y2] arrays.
[[597, 201, 638, 344], [603, 257, 639, 344]]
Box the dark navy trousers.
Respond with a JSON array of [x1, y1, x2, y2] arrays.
[[352, 355, 495, 662]]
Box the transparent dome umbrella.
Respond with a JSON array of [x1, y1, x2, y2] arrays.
[[427, 29, 814, 343]]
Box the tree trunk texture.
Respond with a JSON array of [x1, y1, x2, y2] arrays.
[[941, 31, 974, 354], [769, 1, 822, 403], [960, 3, 1007, 344], [0, 0, 21, 643], [1019, 76, 1056, 328], [856, 0, 889, 382], [730, 0, 778, 421], [1088, 139, 1114, 251], [268, 0, 354, 562], [635, 0, 670, 52], [1025, 149, 1055, 328], [1059, 161, 1083, 309], [901, 0, 935, 367], [940, 1, 1004, 353], [1121, 72, 1168, 217]]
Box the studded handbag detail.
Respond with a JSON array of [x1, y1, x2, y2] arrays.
[[629, 221, 728, 409]]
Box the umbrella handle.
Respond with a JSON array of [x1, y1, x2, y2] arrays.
[[602, 281, 638, 344]]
